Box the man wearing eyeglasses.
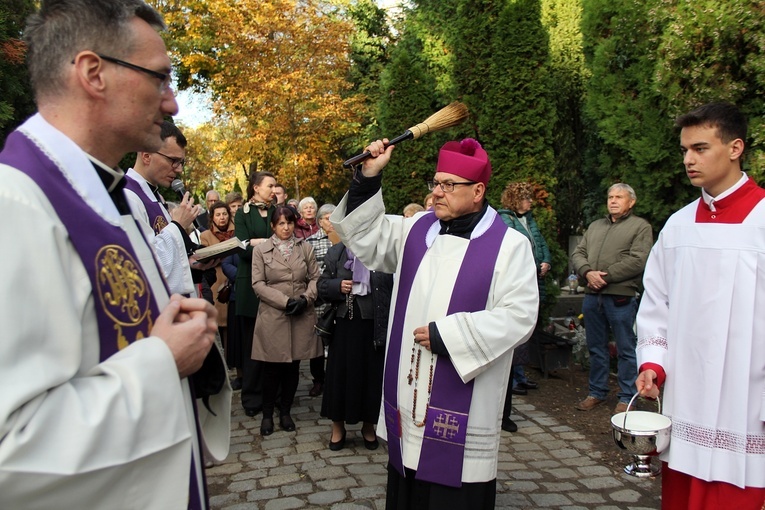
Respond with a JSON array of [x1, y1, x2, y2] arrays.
[[193, 190, 220, 233], [0, 1, 229, 508], [125, 120, 207, 295], [331, 138, 539, 508]]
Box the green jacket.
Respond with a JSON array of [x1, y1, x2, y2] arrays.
[[570, 211, 653, 296], [234, 205, 274, 317], [498, 208, 551, 301]]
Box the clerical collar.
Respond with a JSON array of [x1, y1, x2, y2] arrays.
[[86, 155, 130, 215], [702, 172, 747, 212], [438, 201, 489, 238], [86, 154, 125, 193]]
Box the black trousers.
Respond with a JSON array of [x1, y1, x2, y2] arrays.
[[386, 465, 496, 510], [309, 354, 325, 384], [262, 360, 300, 416], [239, 316, 263, 412]]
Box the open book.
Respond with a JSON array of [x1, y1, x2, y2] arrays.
[[194, 237, 247, 261]]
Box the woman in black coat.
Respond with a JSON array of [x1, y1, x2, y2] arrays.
[[317, 243, 393, 451]]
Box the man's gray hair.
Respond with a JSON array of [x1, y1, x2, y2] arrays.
[[298, 196, 317, 214], [608, 183, 636, 201], [317, 203, 336, 219], [24, 0, 165, 99]]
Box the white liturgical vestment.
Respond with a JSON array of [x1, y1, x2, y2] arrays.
[[124, 168, 195, 295], [331, 190, 538, 483], [0, 114, 230, 509], [637, 176, 765, 489]]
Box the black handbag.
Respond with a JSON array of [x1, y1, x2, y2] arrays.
[[216, 281, 232, 303], [314, 304, 338, 343]]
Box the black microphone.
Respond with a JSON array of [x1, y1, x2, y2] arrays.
[[170, 179, 204, 231]]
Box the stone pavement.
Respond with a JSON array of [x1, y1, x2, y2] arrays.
[[206, 365, 661, 509]]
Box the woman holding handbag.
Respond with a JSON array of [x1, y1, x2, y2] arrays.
[[200, 201, 235, 360], [317, 243, 393, 451], [251, 206, 322, 435]]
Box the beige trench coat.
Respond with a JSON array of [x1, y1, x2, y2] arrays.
[[251, 237, 323, 362]]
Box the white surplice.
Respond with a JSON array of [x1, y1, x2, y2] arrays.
[[637, 179, 765, 489], [0, 114, 229, 509], [331, 190, 539, 483], [124, 168, 195, 295]]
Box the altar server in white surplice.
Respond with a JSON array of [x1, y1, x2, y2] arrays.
[[636, 102, 765, 510], [331, 138, 539, 509], [0, 1, 229, 509]]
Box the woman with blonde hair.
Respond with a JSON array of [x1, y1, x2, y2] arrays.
[[294, 196, 319, 239], [403, 203, 425, 218]]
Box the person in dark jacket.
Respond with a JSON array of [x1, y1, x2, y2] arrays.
[[571, 183, 653, 414], [318, 243, 393, 451], [234, 171, 276, 416], [498, 182, 552, 432]]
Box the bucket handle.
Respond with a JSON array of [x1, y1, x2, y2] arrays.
[[622, 392, 661, 430]]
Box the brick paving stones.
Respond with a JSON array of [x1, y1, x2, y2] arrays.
[[207, 366, 661, 509]]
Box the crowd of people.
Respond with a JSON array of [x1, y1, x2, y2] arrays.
[[2, 1, 764, 509]]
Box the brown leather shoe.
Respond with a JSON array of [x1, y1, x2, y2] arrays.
[[613, 402, 635, 414], [575, 396, 606, 411]]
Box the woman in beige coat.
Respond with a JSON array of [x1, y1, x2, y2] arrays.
[[251, 205, 322, 436]]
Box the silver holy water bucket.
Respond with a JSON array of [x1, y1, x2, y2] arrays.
[[610, 392, 672, 478]]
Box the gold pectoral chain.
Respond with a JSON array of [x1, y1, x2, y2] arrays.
[[407, 344, 434, 427]]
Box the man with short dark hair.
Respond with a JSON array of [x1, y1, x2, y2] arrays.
[[0, 1, 229, 508], [331, 138, 539, 508], [636, 102, 765, 508], [125, 121, 203, 294], [571, 183, 653, 414]]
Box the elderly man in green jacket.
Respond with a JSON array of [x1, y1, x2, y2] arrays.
[[571, 183, 653, 414]]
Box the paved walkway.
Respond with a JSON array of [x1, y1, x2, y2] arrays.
[[206, 366, 661, 509]]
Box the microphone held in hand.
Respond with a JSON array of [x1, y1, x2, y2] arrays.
[[171, 178, 186, 200], [170, 178, 203, 230]]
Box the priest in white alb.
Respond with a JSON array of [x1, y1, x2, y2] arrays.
[[331, 137, 539, 509], [0, 2, 230, 508], [636, 102, 765, 510]]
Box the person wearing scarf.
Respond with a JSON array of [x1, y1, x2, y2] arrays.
[[234, 171, 277, 417], [294, 196, 320, 239], [317, 245, 393, 451], [250, 206, 322, 435], [497, 182, 552, 432], [200, 200, 236, 377]]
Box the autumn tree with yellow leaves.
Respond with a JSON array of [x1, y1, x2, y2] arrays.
[[154, 0, 364, 201]]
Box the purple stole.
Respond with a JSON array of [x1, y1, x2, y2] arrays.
[[384, 211, 506, 487], [124, 175, 169, 234], [0, 130, 206, 510]]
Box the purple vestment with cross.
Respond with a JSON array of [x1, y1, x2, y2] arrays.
[[383, 210, 507, 487], [0, 129, 206, 509]]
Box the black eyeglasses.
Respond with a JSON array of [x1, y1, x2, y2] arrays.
[[97, 54, 172, 91], [155, 152, 186, 168], [426, 179, 477, 193]]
